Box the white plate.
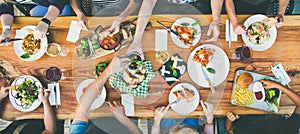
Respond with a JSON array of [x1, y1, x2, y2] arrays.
[[171, 17, 201, 48], [169, 83, 200, 115], [76, 79, 106, 110], [9, 75, 42, 112], [14, 25, 48, 61], [242, 14, 277, 51], [187, 44, 230, 87]]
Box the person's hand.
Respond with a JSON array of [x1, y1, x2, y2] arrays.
[[34, 21, 49, 39], [154, 105, 170, 121], [275, 14, 284, 28], [109, 19, 121, 35], [0, 30, 12, 46], [233, 23, 246, 35], [38, 87, 50, 103], [0, 86, 9, 100], [226, 111, 240, 122], [108, 101, 127, 121], [260, 80, 282, 89], [200, 100, 214, 124], [108, 55, 131, 74], [77, 13, 89, 31], [205, 21, 220, 42], [126, 41, 144, 59]]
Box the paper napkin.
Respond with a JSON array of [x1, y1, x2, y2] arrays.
[[226, 19, 238, 41], [47, 83, 61, 106], [121, 94, 134, 116], [155, 29, 168, 51], [66, 20, 82, 43]]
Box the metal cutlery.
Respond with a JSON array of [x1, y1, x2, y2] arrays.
[[4, 84, 22, 91], [201, 67, 215, 94], [156, 21, 179, 36], [228, 20, 232, 49], [0, 38, 23, 43], [170, 97, 181, 105], [53, 83, 58, 108]]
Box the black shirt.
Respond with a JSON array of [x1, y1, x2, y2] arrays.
[[0, 0, 68, 16], [233, 113, 300, 134]]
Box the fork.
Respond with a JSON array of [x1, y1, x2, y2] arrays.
[[170, 97, 181, 105]]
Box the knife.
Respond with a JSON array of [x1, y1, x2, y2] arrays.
[[201, 67, 215, 94], [228, 20, 232, 49], [0, 38, 23, 43], [156, 21, 179, 36], [53, 83, 58, 108]]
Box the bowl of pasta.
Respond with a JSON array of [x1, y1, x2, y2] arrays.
[[14, 26, 48, 61]]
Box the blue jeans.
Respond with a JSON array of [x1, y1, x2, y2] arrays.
[[30, 4, 72, 16], [160, 118, 199, 133], [70, 121, 89, 134]]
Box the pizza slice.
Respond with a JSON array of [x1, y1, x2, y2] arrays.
[[193, 48, 215, 67], [174, 25, 194, 46]]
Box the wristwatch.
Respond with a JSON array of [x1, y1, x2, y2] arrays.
[[3, 25, 11, 31], [41, 18, 51, 25]]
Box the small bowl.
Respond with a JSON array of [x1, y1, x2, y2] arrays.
[[252, 81, 266, 102], [46, 43, 61, 57]]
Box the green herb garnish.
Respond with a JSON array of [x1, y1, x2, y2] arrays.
[[206, 67, 215, 74], [169, 65, 178, 77], [20, 53, 30, 59], [180, 22, 190, 26], [192, 21, 200, 26]]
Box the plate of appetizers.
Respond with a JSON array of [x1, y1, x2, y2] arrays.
[[169, 83, 200, 114]]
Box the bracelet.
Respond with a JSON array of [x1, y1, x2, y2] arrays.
[[3, 25, 11, 31], [41, 18, 51, 26], [206, 122, 213, 125]]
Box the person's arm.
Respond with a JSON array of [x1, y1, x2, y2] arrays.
[[0, 2, 14, 46], [108, 101, 142, 134], [0, 86, 8, 103], [206, 0, 223, 42], [69, 0, 89, 30], [276, 0, 290, 27], [225, 0, 246, 35], [151, 105, 170, 134], [0, 14, 13, 46], [73, 55, 131, 122], [200, 101, 214, 134], [225, 112, 240, 134], [109, 0, 141, 34], [260, 80, 300, 114], [126, 0, 157, 55], [34, 5, 60, 39], [39, 88, 56, 134]]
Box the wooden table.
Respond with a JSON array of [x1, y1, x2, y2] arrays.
[[0, 15, 299, 121]]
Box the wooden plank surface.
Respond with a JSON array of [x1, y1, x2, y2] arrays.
[[0, 15, 299, 120]]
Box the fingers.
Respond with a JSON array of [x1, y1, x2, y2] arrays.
[[226, 111, 239, 121], [200, 100, 206, 110], [107, 101, 122, 108], [207, 24, 213, 36]]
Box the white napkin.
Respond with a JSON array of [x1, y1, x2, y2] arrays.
[[121, 94, 134, 116], [66, 20, 82, 43], [226, 19, 238, 41], [155, 29, 168, 51], [271, 63, 291, 87], [47, 83, 61, 106]]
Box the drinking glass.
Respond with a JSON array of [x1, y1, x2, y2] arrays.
[[44, 67, 62, 82], [234, 45, 253, 63], [60, 46, 70, 57]]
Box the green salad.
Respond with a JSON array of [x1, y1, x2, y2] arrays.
[[15, 80, 39, 107]]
